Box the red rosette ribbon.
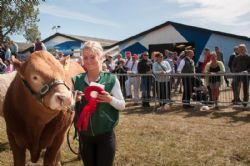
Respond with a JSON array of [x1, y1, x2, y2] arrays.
[[77, 85, 104, 131]]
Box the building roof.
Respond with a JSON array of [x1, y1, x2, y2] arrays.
[[107, 21, 250, 48], [16, 42, 33, 52], [43, 33, 117, 47], [20, 33, 117, 53]]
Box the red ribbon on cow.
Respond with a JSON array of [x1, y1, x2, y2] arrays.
[[77, 85, 104, 131]]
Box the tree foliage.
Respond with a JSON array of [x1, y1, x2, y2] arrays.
[[0, 0, 44, 43], [24, 23, 41, 43]]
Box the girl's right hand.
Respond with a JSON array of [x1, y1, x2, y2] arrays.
[[74, 91, 85, 102]]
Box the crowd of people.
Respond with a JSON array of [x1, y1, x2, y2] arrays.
[[1, 38, 249, 109], [104, 44, 250, 109], [0, 41, 17, 74]]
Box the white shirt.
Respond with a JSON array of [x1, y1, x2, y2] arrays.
[[126, 60, 138, 74], [153, 61, 172, 82], [177, 58, 195, 73], [84, 74, 125, 111]]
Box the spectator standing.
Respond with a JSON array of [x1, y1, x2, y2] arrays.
[[164, 51, 175, 91], [4, 44, 11, 61], [125, 54, 140, 101], [103, 53, 115, 72], [0, 58, 7, 74], [177, 50, 195, 108], [204, 52, 225, 108], [113, 59, 128, 97], [228, 46, 239, 72], [124, 51, 132, 68], [4, 59, 14, 73], [138, 52, 152, 107], [0, 44, 5, 61], [203, 48, 211, 72], [153, 52, 172, 106], [232, 44, 250, 107], [174, 51, 185, 93], [215, 46, 229, 86], [228, 46, 240, 103], [114, 53, 124, 66], [34, 38, 47, 51]]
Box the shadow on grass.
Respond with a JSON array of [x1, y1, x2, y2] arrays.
[[124, 102, 250, 123], [0, 142, 9, 152], [61, 156, 81, 165]]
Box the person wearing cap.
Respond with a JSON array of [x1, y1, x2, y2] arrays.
[[125, 53, 140, 101], [124, 51, 132, 68], [228, 46, 241, 103], [153, 52, 172, 106], [114, 53, 124, 66], [232, 44, 250, 108], [138, 51, 152, 107], [177, 50, 195, 108], [103, 53, 115, 72]]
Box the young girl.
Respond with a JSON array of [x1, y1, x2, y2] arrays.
[[72, 41, 125, 166]]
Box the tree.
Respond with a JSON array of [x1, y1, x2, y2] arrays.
[[24, 23, 41, 43], [0, 0, 45, 43]]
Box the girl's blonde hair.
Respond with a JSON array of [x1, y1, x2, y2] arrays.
[[82, 41, 104, 60]]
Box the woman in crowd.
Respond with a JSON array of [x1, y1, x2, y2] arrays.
[[152, 52, 172, 106], [204, 52, 225, 108], [4, 59, 14, 73], [72, 41, 125, 166]]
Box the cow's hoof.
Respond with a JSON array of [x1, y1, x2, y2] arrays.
[[56, 161, 62, 166], [25, 162, 41, 166]]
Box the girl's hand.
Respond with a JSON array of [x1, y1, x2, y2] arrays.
[[74, 91, 85, 102], [97, 90, 112, 103]]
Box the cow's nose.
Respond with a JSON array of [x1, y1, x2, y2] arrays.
[[56, 94, 72, 106]]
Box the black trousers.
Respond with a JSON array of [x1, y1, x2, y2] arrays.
[[182, 77, 194, 104], [79, 131, 116, 166], [156, 81, 170, 105], [233, 76, 249, 102]]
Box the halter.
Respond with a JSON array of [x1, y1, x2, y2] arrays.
[[22, 79, 70, 101]]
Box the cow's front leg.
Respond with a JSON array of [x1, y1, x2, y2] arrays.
[[43, 134, 64, 166], [7, 130, 26, 166]]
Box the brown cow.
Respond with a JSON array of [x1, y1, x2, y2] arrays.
[[3, 51, 84, 165], [0, 56, 84, 118]]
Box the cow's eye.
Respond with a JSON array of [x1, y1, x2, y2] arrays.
[[31, 75, 41, 82], [33, 76, 38, 80]]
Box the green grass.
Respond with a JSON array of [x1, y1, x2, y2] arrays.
[[1, 104, 250, 165]]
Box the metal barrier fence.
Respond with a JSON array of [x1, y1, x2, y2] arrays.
[[115, 73, 250, 109]]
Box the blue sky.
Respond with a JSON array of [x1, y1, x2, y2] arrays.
[[12, 0, 250, 42]]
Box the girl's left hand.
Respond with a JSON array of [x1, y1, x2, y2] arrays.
[[96, 90, 112, 103]]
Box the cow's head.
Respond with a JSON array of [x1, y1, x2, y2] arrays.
[[12, 51, 73, 111]]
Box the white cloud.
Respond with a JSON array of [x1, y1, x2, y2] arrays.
[[168, 0, 250, 26], [88, 0, 111, 4], [39, 4, 119, 27]]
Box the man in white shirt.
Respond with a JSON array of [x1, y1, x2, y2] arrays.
[[177, 50, 195, 108], [125, 54, 140, 101]]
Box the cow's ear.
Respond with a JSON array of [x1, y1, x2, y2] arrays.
[[64, 56, 70, 63], [59, 56, 70, 65], [11, 56, 23, 73], [61, 56, 70, 71]]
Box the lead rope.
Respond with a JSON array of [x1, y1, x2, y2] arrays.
[[67, 90, 81, 156]]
